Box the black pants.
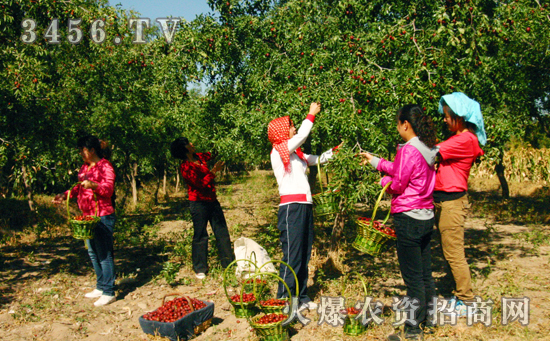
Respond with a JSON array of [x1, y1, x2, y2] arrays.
[[393, 213, 436, 332], [189, 200, 235, 274], [276, 203, 314, 303]]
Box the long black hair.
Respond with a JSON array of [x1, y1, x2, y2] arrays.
[[76, 135, 111, 159], [397, 105, 437, 148], [170, 137, 191, 160]]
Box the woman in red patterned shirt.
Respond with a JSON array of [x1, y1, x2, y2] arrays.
[[52, 135, 116, 307], [170, 137, 235, 279]]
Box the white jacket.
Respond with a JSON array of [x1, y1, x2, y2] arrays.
[[270, 116, 335, 205]]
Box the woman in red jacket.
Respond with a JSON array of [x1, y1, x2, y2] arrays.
[[53, 135, 116, 307], [435, 93, 485, 317], [170, 137, 235, 279]]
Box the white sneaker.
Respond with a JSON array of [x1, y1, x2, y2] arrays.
[[440, 297, 476, 318], [85, 289, 103, 298], [437, 296, 457, 312], [195, 273, 206, 279], [299, 301, 318, 311], [94, 295, 116, 307]]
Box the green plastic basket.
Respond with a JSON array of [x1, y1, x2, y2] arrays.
[[67, 182, 100, 240], [230, 299, 258, 318], [313, 162, 339, 221], [244, 278, 269, 295], [250, 314, 289, 341], [259, 298, 290, 314], [353, 182, 396, 257], [343, 313, 366, 336], [312, 192, 339, 217], [341, 272, 371, 336]]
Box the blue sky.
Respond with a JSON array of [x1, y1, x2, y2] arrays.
[[109, 0, 215, 21]]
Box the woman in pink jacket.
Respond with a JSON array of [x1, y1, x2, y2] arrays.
[[362, 105, 438, 341], [53, 135, 116, 307]]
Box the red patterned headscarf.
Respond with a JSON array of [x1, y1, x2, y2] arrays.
[[268, 116, 307, 173]]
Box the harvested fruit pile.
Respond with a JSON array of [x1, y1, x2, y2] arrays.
[[245, 278, 267, 285], [256, 313, 287, 324], [72, 215, 97, 221], [142, 297, 206, 323], [360, 217, 396, 238], [346, 307, 361, 315], [260, 299, 288, 307], [230, 293, 256, 303]]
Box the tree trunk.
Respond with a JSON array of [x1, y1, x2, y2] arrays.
[[308, 145, 323, 193], [175, 171, 180, 193], [130, 162, 138, 206], [329, 199, 346, 252], [495, 152, 510, 198], [308, 164, 319, 193], [329, 215, 346, 252], [21, 165, 35, 212], [163, 169, 167, 195], [154, 168, 161, 205]]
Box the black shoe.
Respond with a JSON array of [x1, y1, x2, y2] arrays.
[[387, 333, 402, 341], [405, 330, 423, 340], [420, 320, 436, 335], [387, 330, 423, 341]]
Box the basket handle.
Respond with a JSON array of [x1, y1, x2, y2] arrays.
[[258, 260, 299, 299], [371, 181, 392, 228], [66, 182, 81, 220], [243, 272, 293, 326], [250, 250, 257, 269], [222, 258, 261, 304], [66, 181, 99, 219], [341, 271, 371, 298], [162, 293, 195, 312]]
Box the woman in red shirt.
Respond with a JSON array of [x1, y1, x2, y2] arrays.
[[435, 93, 485, 317], [53, 135, 116, 307], [170, 137, 235, 279]]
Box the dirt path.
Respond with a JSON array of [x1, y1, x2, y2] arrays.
[[1, 171, 549, 340]]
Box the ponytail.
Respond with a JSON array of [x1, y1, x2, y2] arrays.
[[170, 137, 191, 160], [99, 139, 112, 160], [397, 105, 437, 148], [77, 135, 111, 159]]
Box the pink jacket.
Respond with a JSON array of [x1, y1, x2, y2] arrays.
[[65, 158, 115, 216], [376, 137, 438, 214]]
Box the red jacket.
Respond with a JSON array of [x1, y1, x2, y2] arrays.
[[435, 132, 484, 192], [180, 152, 217, 201], [65, 158, 115, 216]]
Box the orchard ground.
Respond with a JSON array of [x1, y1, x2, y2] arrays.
[[1, 170, 550, 341]]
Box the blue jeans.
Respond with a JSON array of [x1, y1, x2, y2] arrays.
[[393, 213, 435, 332], [86, 214, 116, 296]]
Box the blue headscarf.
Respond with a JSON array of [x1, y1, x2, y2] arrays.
[[438, 92, 487, 146]]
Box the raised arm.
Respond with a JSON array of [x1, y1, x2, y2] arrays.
[[288, 102, 321, 153]]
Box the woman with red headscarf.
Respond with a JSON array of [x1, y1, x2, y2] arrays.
[[268, 102, 338, 311]]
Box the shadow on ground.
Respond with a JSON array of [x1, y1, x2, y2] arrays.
[[308, 186, 550, 299]]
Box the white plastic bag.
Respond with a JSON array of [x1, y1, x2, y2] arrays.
[[234, 237, 277, 278]]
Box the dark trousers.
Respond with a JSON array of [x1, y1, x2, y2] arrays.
[[189, 200, 235, 274], [86, 213, 116, 296], [276, 203, 314, 303], [393, 213, 436, 332]]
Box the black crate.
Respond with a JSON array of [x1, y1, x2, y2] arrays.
[[139, 300, 214, 341]]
